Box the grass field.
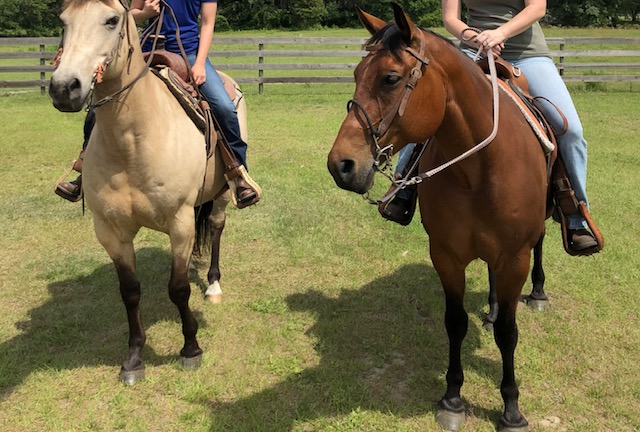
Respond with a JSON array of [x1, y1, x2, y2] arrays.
[[1, 30, 640, 431]]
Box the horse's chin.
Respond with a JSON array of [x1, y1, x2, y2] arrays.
[[51, 99, 85, 113]]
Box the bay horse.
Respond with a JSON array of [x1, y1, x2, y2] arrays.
[[328, 5, 550, 431], [49, 0, 245, 384]]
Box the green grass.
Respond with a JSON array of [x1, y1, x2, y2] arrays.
[[1, 34, 640, 431]]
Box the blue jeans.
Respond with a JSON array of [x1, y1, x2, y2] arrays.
[[505, 56, 589, 229], [186, 53, 248, 169], [394, 143, 416, 200]]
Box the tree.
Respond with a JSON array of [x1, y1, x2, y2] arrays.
[[0, 0, 61, 36]]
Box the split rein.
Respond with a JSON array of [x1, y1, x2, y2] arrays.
[[351, 33, 501, 206]]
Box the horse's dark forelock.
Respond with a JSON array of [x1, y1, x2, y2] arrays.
[[366, 23, 457, 58], [366, 24, 405, 59]]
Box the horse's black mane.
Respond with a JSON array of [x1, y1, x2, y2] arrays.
[[366, 23, 456, 58]]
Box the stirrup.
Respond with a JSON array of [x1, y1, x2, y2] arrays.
[[557, 201, 604, 256], [226, 166, 262, 209]]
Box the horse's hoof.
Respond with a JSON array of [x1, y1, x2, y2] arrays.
[[205, 293, 223, 304], [119, 367, 145, 385], [181, 353, 202, 370], [499, 426, 528, 432], [524, 296, 549, 311], [482, 321, 494, 332], [499, 414, 529, 431], [205, 281, 223, 304], [436, 409, 465, 431]]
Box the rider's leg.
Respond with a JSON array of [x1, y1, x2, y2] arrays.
[[55, 109, 95, 202], [508, 56, 596, 250], [186, 54, 258, 207]]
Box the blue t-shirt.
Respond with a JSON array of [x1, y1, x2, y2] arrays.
[[143, 0, 217, 54]]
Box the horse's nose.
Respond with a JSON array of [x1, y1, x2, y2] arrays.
[[328, 157, 356, 187], [337, 159, 356, 183], [49, 75, 84, 112]]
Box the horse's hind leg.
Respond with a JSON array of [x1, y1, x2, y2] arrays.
[[204, 197, 229, 303], [493, 255, 530, 431], [524, 231, 549, 311], [94, 219, 146, 385], [169, 208, 203, 368], [484, 266, 498, 331]]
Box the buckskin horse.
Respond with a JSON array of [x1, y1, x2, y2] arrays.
[[327, 5, 556, 431], [49, 0, 246, 384]]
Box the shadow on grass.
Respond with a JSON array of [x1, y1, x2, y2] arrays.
[[0, 247, 207, 399], [202, 262, 506, 431]]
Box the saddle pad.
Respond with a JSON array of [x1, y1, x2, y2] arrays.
[[491, 77, 555, 155]]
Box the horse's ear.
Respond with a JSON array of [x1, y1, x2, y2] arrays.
[[391, 2, 417, 45], [356, 7, 387, 36]]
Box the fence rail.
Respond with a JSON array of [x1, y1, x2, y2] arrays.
[[1, 36, 639, 94]]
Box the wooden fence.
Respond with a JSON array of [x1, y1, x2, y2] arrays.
[[1, 36, 639, 94]]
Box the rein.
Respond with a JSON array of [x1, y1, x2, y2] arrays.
[[356, 31, 501, 205]]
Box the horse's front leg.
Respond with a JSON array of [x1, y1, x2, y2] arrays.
[[493, 254, 531, 431], [204, 197, 229, 303], [169, 207, 203, 368], [524, 231, 549, 311], [94, 218, 146, 385], [432, 247, 469, 430]]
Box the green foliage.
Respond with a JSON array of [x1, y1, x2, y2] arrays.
[[0, 0, 61, 36], [287, 0, 328, 29], [1, 0, 639, 35]]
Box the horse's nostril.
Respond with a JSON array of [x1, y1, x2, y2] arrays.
[[69, 78, 81, 92], [339, 159, 355, 176]]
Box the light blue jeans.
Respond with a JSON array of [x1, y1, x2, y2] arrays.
[[506, 55, 589, 229], [396, 52, 589, 229], [186, 53, 248, 169]]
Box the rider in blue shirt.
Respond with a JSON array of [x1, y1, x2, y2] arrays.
[[56, 0, 259, 208]]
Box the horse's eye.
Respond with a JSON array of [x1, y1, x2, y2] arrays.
[[383, 74, 402, 86], [106, 16, 120, 28]]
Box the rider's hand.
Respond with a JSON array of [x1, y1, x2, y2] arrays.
[[191, 63, 206, 86], [143, 0, 160, 16], [474, 29, 506, 51]]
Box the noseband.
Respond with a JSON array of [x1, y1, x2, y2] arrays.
[[347, 40, 430, 176]]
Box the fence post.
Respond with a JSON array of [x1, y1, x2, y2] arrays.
[[39, 43, 46, 95], [558, 40, 565, 77], [258, 43, 264, 95]]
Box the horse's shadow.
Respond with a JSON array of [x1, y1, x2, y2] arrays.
[[201, 262, 505, 431], [0, 247, 206, 399]]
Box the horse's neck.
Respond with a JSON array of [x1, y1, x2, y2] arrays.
[[439, 54, 498, 149]]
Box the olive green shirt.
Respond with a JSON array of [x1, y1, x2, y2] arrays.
[[460, 0, 551, 59]]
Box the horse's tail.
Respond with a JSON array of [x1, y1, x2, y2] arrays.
[[193, 200, 215, 257]]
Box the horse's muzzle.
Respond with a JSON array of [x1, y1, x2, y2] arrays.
[[49, 75, 86, 112], [327, 154, 375, 194]]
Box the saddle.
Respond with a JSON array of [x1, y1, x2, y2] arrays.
[[143, 49, 258, 203], [476, 56, 604, 256]]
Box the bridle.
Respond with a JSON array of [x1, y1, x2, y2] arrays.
[[349, 29, 501, 205], [347, 39, 430, 181], [52, 0, 166, 110]]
